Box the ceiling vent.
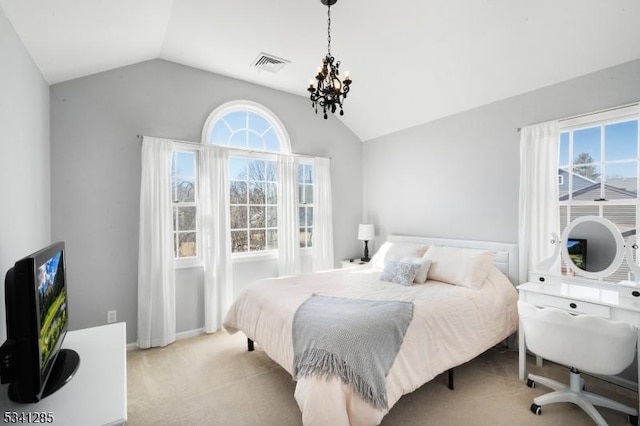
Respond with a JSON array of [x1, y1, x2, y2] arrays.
[[251, 52, 290, 73]]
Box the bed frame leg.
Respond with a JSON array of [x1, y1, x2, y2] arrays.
[[247, 338, 254, 352], [448, 368, 454, 390]]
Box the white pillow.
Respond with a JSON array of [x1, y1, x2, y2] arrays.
[[380, 260, 421, 286], [423, 245, 495, 288], [398, 256, 432, 284], [370, 242, 428, 271]]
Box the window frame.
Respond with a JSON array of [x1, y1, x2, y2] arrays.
[[171, 147, 202, 269], [558, 104, 640, 281]]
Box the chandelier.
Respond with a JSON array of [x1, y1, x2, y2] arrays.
[[307, 0, 352, 119]]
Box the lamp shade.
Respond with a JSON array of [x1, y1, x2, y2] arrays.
[[358, 224, 375, 241]]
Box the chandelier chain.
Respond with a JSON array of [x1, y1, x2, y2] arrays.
[[327, 4, 332, 55]]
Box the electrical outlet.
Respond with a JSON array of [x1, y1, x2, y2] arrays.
[[107, 310, 117, 324]]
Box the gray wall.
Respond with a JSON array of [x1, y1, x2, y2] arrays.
[[363, 58, 640, 251], [0, 8, 51, 343], [50, 59, 363, 343]]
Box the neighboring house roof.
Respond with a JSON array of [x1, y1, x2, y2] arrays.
[[559, 168, 638, 238]]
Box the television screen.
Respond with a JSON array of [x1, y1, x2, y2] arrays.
[[37, 250, 68, 375], [567, 238, 587, 271]]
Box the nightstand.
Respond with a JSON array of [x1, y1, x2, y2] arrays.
[[340, 259, 369, 269]]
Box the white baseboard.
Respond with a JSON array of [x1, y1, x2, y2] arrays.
[[127, 327, 205, 352]]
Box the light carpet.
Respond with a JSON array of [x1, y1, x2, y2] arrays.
[[127, 331, 637, 425]]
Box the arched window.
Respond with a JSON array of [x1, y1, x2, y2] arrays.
[[202, 100, 291, 154], [200, 101, 311, 255]]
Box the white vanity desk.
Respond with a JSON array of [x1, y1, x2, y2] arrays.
[[519, 215, 640, 419], [518, 277, 640, 422]]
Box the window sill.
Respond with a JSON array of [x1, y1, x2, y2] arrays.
[[174, 258, 203, 269]]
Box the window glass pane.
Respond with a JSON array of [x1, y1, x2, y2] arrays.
[[250, 230, 266, 251], [249, 160, 266, 181], [307, 207, 314, 227], [230, 206, 247, 229], [176, 207, 197, 231], [230, 181, 247, 204], [267, 229, 278, 250], [230, 157, 247, 180], [559, 132, 570, 167], [249, 112, 271, 135], [175, 180, 195, 203], [230, 131, 246, 148], [173, 151, 196, 176], [177, 232, 197, 257], [573, 127, 601, 163], [231, 230, 248, 253], [248, 131, 263, 150], [605, 162, 637, 198], [249, 206, 265, 228], [299, 207, 306, 227], [265, 161, 277, 181], [266, 182, 277, 204], [209, 121, 231, 145], [263, 128, 280, 152], [249, 182, 265, 204], [299, 228, 312, 248], [605, 120, 638, 161], [224, 111, 247, 130], [305, 184, 313, 204], [267, 206, 277, 227]]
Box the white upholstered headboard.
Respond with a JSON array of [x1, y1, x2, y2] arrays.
[[386, 235, 520, 287]]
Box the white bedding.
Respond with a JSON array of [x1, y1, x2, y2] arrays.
[[223, 264, 518, 425]]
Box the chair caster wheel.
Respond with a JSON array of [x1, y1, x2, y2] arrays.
[[530, 403, 541, 415], [629, 414, 638, 426], [527, 378, 535, 388]]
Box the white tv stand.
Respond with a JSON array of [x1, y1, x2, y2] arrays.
[[0, 323, 127, 425]]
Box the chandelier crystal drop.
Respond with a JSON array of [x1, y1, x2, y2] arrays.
[[307, 0, 352, 119]]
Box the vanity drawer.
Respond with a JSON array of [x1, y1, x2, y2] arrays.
[[618, 286, 640, 300], [525, 293, 611, 318]]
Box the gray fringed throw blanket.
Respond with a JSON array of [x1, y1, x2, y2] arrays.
[[292, 294, 414, 410]]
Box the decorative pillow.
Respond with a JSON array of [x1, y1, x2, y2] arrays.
[[370, 242, 429, 271], [423, 245, 495, 288], [380, 260, 421, 286], [398, 256, 432, 284]]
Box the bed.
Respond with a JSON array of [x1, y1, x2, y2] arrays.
[[223, 235, 519, 425]]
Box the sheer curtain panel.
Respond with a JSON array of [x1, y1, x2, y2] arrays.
[[137, 137, 176, 348], [312, 157, 335, 271], [278, 155, 301, 276], [200, 146, 233, 332], [518, 122, 560, 284]]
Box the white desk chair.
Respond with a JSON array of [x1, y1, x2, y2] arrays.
[[518, 301, 638, 426]]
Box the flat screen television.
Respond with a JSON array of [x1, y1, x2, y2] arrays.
[[567, 238, 588, 271], [0, 241, 80, 403]]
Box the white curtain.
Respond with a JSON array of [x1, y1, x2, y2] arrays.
[[278, 155, 301, 276], [312, 157, 335, 271], [518, 122, 560, 284], [137, 137, 176, 348], [200, 146, 233, 333]]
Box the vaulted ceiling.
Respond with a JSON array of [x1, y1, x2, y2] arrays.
[[2, 0, 639, 141]]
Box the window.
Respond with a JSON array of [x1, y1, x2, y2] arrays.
[[171, 150, 198, 259], [558, 111, 639, 280], [202, 101, 313, 256], [299, 162, 314, 248], [229, 157, 278, 253]]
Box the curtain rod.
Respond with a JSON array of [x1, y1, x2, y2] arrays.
[[136, 134, 330, 160], [516, 101, 640, 132]]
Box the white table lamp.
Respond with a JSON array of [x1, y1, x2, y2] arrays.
[[358, 224, 375, 261]]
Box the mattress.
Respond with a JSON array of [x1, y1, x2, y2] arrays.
[[223, 264, 518, 425]]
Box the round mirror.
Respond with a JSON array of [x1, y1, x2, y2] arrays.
[[560, 216, 624, 280]]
